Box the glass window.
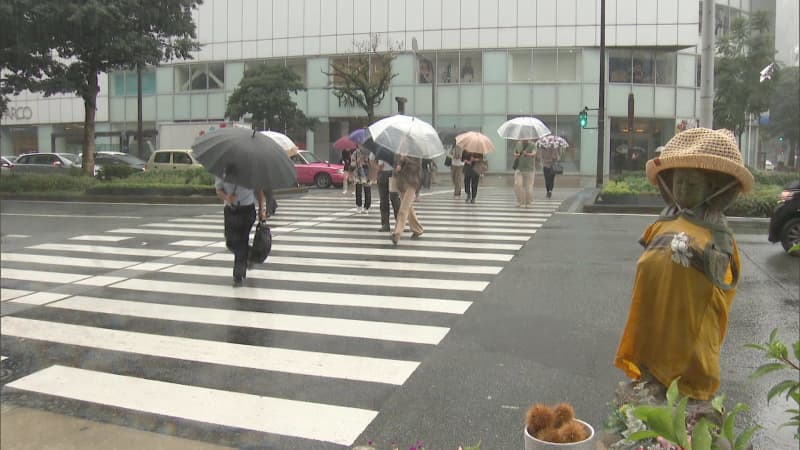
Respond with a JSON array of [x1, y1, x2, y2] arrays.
[[154, 152, 171, 163], [532, 49, 558, 81], [286, 58, 306, 86], [244, 60, 266, 73], [460, 51, 481, 83], [437, 52, 459, 84], [208, 63, 225, 89], [175, 66, 191, 92], [609, 49, 631, 83], [509, 50, 533, 82], [417, 54, 434, 84], [654, 52, 676, 85], [557, 49, 579, 81], [632, 51, 654, 84], [329, 56, 350, 87], [172, 152, 191, 164]]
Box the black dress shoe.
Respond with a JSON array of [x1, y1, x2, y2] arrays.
[[378, 227, 390, 232], [232, 278, 244, 287]]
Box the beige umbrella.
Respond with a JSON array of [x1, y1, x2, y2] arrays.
[[455, 131, 495, 155], [260, 131, 299, 157]]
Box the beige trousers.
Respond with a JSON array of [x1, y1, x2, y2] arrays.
[[513, 170, 536, 205], [394, 187, 423, 238], [451, 165, 464, 195]]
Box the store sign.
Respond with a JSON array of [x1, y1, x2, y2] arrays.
[[3, 106, 34, 121]]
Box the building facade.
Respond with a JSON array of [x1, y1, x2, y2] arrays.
[[0, 0, 778, 175]]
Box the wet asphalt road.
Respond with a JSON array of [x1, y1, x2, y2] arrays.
[[1, 191, 798, 450]]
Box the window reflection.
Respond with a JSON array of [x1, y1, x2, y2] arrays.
[[416, 52, 481, 84], [509, 49, 580, 82], [609, 50, 676, 86], [174, 63, 226, 91]]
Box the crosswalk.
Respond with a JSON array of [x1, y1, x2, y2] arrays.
[[0, 188, 561, 448]]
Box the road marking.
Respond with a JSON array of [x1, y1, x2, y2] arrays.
[[161, 264, 490, 291], [270, 234, 521, 251], [234, 243, 513, 261], [6, 365, 377, 446], [110, 279, 472, 314], [1, 317, 419, 385], [50, 296, 450, 345], [69, 235, 132, 242], [0, 213, 142, 219], [28, 243, 177, 257], [2, 234, 31, 238], [1, 252, 141, 269], [1, 289, 33, 301], [289, 228, 532, 242], [203, 254, 504, 275], [10, 292, 71, 305], [314, 222, 535, 234], [1, 268, 92, 284]]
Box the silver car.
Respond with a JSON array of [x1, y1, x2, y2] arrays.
[[12, 152, 82, 174]]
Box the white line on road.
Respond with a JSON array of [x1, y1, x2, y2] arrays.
[[49, 296, 449, 345], [6, 365, 377, 446], [0, 213, 142, 219], [0, 317, 419, 385], [110, 279, 472, 314], [1, 252, 141, 270]]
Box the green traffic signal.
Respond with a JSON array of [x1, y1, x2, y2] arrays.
[[778, 136, 784, 141], [579, 109, 588, 128]]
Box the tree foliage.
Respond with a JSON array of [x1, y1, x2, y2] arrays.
[[764, 66, 800, 163], [713, 11, 776, 137], [1, 0, 201, 175], [225, 64, 317, 134], [324, 34, 400, 123]]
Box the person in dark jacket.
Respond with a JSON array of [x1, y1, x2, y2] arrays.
[[462, 151, 484, 204], [215, 165, 266, 287]]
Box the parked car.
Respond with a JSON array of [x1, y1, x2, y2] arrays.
[[768, 181, 800, 256], [1, 156, 14, 174], [290, 150, 345, 188], [145, 149, 203, 171], [94, 152, 147, 177], [12, 152, 82, 174]]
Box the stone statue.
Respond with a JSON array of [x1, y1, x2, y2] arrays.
[[614, 128, 755, 400]]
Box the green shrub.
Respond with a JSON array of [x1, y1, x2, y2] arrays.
[[726, 185, 782, 218], [0, 173, 97, 193], [131, 167, 213, 186], [751, 171, 799, 188]]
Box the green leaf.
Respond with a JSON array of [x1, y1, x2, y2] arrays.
[[769, 328, 778, 343], [749, 362, 786, 380], [733, 425, 760, 450], [766, 380, 798, 403], [626, 430, 660, 442], [722, 403, 748, 442], [711, 394, 726, 414], [691, 418, 714, 450], [673, 396, 689, 448], [793, 341, 800, 361], [743, 343, 767, 351], [666, 378, 680, 408], [635, 406, 676, 441]]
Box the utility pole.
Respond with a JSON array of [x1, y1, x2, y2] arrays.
[[136, 64, 143, 158], [596, 0, 606, 188], [699, 0, 715, 127]]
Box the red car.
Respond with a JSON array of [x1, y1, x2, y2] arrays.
[[290, 150, 345, 188]]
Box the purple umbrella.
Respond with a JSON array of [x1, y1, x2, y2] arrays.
[[348, 128, 368, 144]]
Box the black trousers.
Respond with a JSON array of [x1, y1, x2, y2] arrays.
[[355, 183, 372, 209], [543, 166, 556, 192], [377, 171, 400, 228], [464, 170, 480, 199], [224, 204, 256, 281]]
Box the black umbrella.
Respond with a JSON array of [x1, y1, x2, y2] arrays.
[[362, 137, 395, 166], [192, 127, 297, 190], [438, 127, 474, 146]]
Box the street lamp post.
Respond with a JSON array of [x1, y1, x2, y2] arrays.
[[596, 0, 606, 188]]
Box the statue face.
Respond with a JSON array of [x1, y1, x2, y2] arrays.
[[672, 169, 712, 209]]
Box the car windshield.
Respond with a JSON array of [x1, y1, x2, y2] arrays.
[[59, 153, 81, 164], [301, 152, 321, 163]]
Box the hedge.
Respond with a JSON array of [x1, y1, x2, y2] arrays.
[[0, 168, 214, 195]]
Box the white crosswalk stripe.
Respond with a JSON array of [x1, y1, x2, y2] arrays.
[[0, 188, 560, 447]]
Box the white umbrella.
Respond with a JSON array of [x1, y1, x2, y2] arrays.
[[368, 115, 445, 159], [497, 117, 552, 140], [260, 131, 299, 157]]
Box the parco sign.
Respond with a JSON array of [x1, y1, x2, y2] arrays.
[[3, 106, 33, 121]]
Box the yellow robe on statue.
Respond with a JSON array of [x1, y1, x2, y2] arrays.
[[614, 213, 741, 400]]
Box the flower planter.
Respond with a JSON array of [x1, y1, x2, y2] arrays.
[[523, 419, 595, 450]]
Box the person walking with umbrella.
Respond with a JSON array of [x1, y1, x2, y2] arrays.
[[513, 139, 537, 207], [537, 135, 568, 199], [215, 165, 267, 287], [391, 154, 423, 245]]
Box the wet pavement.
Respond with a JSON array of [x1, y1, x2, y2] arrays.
[[1, 178, 797, 449]]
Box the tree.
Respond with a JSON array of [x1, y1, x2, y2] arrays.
[[3, 0, 201, 175], [324, 34, 400, 123], [765, 66, 800, 167], [225, 64, 317, 134], [714, 11, 776, 139]]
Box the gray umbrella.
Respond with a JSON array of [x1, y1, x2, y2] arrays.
[[192, 127, 297, 190]]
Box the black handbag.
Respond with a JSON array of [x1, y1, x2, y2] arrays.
[[444, 155, 452, 167], [249, 220, 272, 264], [552, 161, 564, 175]]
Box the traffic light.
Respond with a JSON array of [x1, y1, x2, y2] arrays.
[[579, 108, 588, 128], [778, 136, 785, 142]]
